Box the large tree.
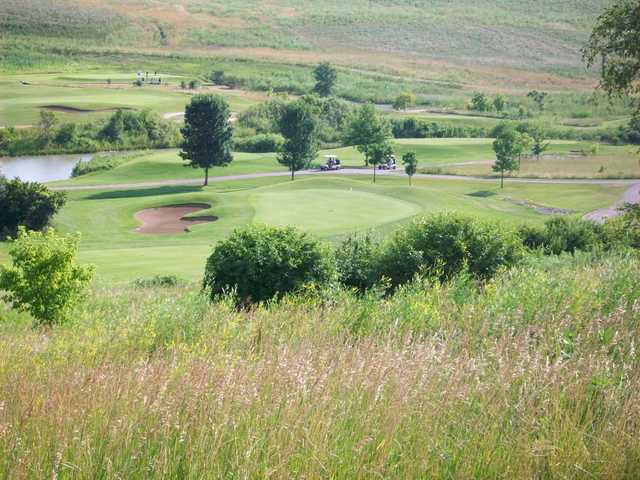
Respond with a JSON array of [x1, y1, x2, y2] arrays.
[[313, 62, 338, 97], [180, 94, 233, 186], [344, 104, 392, 166], [492, 128, 527, 188], [583, 0, 640, 117], [278, 100, 320, 180]]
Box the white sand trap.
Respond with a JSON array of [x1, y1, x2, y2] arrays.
[[133, 203, 217, 234]]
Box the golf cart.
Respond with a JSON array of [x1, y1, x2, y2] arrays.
[[321, 155, 341, 171], [378, 154, 397, 170]]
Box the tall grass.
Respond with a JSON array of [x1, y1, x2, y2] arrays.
[[0, 251, 639, 478]]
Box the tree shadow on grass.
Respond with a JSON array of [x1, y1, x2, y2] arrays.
[[87, 185, 204, 200], [466, 190, 497, 198]]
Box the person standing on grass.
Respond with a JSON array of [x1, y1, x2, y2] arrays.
[[180, 94, 233, 186]]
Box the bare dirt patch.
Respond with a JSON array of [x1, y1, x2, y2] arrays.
[[133, 203, 217, 234]]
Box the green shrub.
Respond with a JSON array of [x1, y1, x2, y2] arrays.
[[335, 234, 380, 292], [517, 223, 547, 250], [71, 153, 127, 177], [0, 228, 94, 325], [0, 177, 66, 239], [540, 217, 605, 255], [377, 213, 524, 288], [203, 225, 335, 305], [233, 133, 284, 153], [133, 275, 182, 288], [604, 204, 640, 250]]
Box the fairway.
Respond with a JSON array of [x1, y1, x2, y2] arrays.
[[0, 72, 265, 126], [2, 174, 621, 282]]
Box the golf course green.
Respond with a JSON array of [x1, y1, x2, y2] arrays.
[[21, 173, 623, 281]]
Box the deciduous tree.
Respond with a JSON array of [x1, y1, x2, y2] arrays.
[[344, 104, 391, 166], [393, 92, 415, 111], [0, 228, 94, 325], [493, 128, 526, 188], [402, 151, 418, 186], [180, 94, 233, 186], [313, 62, 338, 97], [278, 100, 320, 180]]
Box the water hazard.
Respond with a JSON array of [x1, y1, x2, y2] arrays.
[[0, 153, 92, 182]]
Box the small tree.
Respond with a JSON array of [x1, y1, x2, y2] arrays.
[[180, 94, 234, 186], [278, 100, 320, 180], [313, 62, 338, 97], [0, 228, 94, 326], [470, 93, 491, 112], [344, 104, 391, 166], [529, 124, 550, 160], [493, 95, 506, 114], [189, 79, 201, 90], [402, 151, 418, 186], [368, 142, 393, 183], [527, 90, 548, 113], [38, 110, 58, 145], [393, 92, 415, 111], [493, 128, 526, 188]]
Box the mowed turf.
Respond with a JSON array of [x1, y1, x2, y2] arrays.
[[0, 72, 264, 126], [49, 139, 637, 189], [0, 174, 622, 282]]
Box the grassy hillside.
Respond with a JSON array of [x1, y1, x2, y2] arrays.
[[0, 0, 608, 73], [0, 0, 615, 95], [1, 251, 639, 477]]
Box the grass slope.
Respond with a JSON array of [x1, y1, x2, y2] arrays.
[[1, 252, 639, 477]]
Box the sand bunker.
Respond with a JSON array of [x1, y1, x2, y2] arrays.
[[133, 203, 217, 234], [40, 105, 136, 114]]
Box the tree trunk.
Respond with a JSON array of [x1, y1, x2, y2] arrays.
[[291, 167, 295, 181], [409, 175, 412, 186], [204, 167, 209, 186], [500, 169, 504, 189], [373, 165, 376, 184]]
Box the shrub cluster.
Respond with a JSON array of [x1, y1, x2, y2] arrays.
[[0, 109, 180, 157], [392, 117, 490, 139], [0, 176, 66, 239], [233, 133, 284, 153], [205, 214, 525, 304], [203, 224, 335, 305]]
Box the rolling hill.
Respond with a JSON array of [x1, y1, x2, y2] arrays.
[[0, 0, 611, 92]]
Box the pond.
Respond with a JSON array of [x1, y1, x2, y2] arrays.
[[0, 153, 92, 183]]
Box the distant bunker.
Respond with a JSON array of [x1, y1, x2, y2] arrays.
[[133, 204, 217, 234], [40, 105, 137, 114]]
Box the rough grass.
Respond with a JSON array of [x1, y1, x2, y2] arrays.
[[1, 251, 639, 478]]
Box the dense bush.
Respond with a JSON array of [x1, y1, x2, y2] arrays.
[[0, 110, 180, 157], [604, 204, 640, 250], [71, 153, 128, 177], [335, 234, 380, 292], [233, 133, 284, 153], [519, 217, 606, 255], [237, 95, 352, 145], [0, 177, 66, 239], [376, 213, 524, 288], [0, 228, 94, 325], [203, 225, 335, 305], [391, 117, 490, 139]]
